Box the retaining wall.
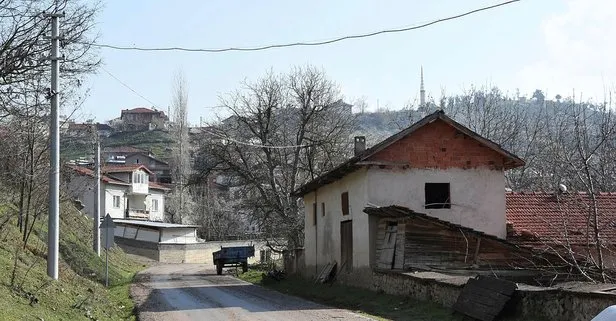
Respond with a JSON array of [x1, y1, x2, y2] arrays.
[[330, 268, 616, 321]]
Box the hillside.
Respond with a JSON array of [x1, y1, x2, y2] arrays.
[[0, 201, 144, 320], [61, 129, 173, 161]]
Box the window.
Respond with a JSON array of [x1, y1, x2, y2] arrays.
[[312, 202, 317, 226], [321, 202, 325, 217], [152, 199, 159, 212], [341, 192, 349, 215], [133, 172, 148, 184], [425, 183, 451, 209], [113, 195, 121, 208]]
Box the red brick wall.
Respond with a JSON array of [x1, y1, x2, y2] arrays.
[[368, 119, 504, 170]]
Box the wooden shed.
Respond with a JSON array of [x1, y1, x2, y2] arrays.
[[364, 206, 537, 271]]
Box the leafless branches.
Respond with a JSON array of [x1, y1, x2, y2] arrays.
[[193, 66, 355, 248]]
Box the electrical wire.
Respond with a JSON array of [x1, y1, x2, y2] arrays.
[[101, 68, 312, 149], [82, 0, 519, 53], [101, 67, 160, 107]]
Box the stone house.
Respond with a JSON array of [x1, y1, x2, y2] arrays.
[[119, 107, 168, 131], [292, 110, 526, 277]]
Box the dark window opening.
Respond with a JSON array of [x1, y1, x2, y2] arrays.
[[312, 202, 317, 226], [425, 183, 451, 209], [341, 192, 349, 215], [321, 202, 325, 217]]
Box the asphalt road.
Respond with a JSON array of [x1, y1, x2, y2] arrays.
[[131, 264, 372, 321]]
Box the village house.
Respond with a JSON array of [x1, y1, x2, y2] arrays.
[[115, 107, 168, 131], [293, 110, 531, 277], [65, 164, 169, 221], [63, 122, 114, 138]]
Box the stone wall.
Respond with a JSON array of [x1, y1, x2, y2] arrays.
[[114, 237, 159, 261], [332, 268, 616, 321]]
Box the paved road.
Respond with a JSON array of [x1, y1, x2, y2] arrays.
[[131, 264, 372, 321]]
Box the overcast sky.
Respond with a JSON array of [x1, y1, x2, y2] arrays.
[[76, 0, 615, 125]]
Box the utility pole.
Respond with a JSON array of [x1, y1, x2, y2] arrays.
[[93, 127, 101, 256], [46, 11, 64, 280]]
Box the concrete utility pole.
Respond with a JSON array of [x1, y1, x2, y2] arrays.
[[46, 11, 63, 280], [93, 129, 101, 256]]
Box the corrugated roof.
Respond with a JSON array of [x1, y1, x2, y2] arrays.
[[113, 219, 198, 228], [292, 110, 525, 197], [506, 192, 616, 247]]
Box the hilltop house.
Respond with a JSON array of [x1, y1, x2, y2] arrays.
[[292, 110, 528, 276], [116, 107, 168, 131], [65, 164, 169, 221]]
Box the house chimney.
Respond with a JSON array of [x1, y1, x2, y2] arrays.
[[354, 136, 366, 156]]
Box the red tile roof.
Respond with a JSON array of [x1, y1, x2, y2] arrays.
[[68, 165, 169, 191], [103, 146, 148, 154], [121, 107, 164, 114], [506, 192, 616, 247], [67, 165, 129, 186], [103, 164, 154, 175]]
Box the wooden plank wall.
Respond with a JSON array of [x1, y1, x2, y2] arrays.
[[401, 217, 533, 270]]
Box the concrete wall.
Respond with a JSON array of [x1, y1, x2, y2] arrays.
[[160, 227, 198, 244], [148, 192, 165, 221], [66, 174, 127, 219], [366, 167, 506, 238], [303, 169, 372, 277], [104, 183, 127, 218], [115, 237, 278, 265], [334, 268, 616, 321]]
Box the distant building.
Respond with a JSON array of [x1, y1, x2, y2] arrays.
[[63, 122, 114, 138], [118, 107, 168, 131], [101, 146, 171, 183]]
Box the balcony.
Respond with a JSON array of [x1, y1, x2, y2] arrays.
[[127, 208, 150, 219]]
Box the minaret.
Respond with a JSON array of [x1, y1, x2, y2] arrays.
[[419, 66, 426, 109]]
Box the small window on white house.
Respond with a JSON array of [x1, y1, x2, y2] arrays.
[[152, 199, 159, 212], [113, 195, 121, 208], [425, 183, 451, 209]]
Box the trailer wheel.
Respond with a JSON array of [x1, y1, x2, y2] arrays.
[[216, 262, 223, 275], [242, 262, 248, 273]]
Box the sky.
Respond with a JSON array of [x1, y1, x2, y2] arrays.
[[76, 0, 616, 125]]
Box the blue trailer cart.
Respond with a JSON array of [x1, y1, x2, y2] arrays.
[[213, 245, 255, 275]]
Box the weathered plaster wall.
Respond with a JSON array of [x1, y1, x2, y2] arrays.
[[303, 168, 371, 277], [366, 167, 506, 238]]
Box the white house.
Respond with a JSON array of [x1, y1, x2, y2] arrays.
[[65, 164, 169, 221], [292, 110, 525, 276]]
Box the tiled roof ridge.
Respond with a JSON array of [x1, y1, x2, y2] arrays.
[[506, 191, 616, 196]]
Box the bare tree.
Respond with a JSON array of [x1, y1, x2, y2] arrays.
[[193, 66, 355, 249], [166, 70, 195, 223]]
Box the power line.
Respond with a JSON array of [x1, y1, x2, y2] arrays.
[[204, 129, 311, 149], [82, 0, 519, 53], [101, 67, 160, 107], [101, 67, 312, 149]]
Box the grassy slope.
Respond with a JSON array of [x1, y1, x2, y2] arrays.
[[61, 130, 174, 161], [0, 203, 144, 321]]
